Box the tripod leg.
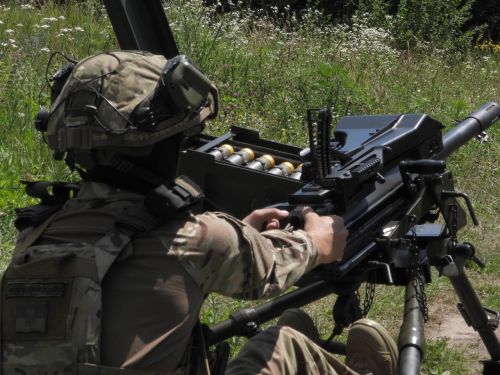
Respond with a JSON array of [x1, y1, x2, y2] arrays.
[[397, 281, 424, 375], [448, 270, 500, 374]]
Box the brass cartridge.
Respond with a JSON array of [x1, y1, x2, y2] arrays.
[[226, 148, 255, 165], [246, 154, 276, 171], [209, 144, 234, 160], [268, 161, 295, 176], [290, 163, 303, 179]]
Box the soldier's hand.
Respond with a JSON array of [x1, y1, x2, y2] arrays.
[[243, 208, 290, 231], [302, 207, 348, 266]]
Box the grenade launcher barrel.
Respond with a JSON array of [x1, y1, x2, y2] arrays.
[[436, 102, 499, 160]]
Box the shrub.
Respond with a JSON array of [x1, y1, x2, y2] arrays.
[[391, 0, 476, 52]]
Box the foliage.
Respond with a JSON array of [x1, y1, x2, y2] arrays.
[[467, 0, 500, 42], [390, 0, 476, 52], [208, 0, 494, 49], [0, 0, 114, 263]]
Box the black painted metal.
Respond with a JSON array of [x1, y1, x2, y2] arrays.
[[398, 347, 422, 375], [103, 0, 179, 57], [397, 282, 424, 375], [208, 281, 334, 345], [482, 360, 500, 375], [449, 271, 500, 361], [436, 102, 500, 160], [178, 127, 305, 218]]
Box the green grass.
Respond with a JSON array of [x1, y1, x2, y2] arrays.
[[0, 1, 498, 373], [422, 338, 470, 375]]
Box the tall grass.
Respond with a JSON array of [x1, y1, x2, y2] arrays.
[[0, 1, 498, 373]]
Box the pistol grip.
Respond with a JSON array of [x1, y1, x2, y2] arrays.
[[289, 207, 305, 229]]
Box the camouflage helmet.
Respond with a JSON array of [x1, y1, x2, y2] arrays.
[[43, 51, 218, 155]]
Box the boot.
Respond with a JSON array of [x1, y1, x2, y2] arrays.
[[276, 308, 322, 345], [346, 319, 399, 375]]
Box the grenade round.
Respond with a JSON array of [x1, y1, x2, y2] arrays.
[[209, 144, 234, 160], [290, 163, 303, 179], [247, 154, 276, 171], [226, 148, 255, 165], [268, 161, 295, 176]]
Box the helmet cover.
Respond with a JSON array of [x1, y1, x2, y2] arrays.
[[46, 51, 217, 153]]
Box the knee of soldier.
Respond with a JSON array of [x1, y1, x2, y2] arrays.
[[260, 325, 306, 344], [277, 325, 302, 337], [254, 325, 282, 341], [247, 325, 299, 344]]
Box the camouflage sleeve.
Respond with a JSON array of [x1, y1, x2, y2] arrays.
[[169, 212, 319, 299]]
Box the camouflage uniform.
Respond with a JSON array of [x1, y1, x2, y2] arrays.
[[11, 181, 354, 374], [228, 326, 357, 375]]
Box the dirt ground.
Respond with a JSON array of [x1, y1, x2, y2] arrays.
[[427, 303, 500, 372]]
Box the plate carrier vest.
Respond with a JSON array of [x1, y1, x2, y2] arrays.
[[1, 179, 202, 375]]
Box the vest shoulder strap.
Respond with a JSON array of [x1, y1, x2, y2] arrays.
[[144, 175, 203, 219]]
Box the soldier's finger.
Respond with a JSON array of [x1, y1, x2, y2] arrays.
[[256, 208, 289, 221], [265, 218, 281, 230]]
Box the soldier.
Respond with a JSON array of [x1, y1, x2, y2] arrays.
[[1, 51, 398, 375]]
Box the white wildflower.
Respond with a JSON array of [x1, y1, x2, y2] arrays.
[[8, 38, 15, 43], [16, 23, 23, 27], [1, 42, 7, 47], [74, 26, 84, 32], [42, 17, 58, 22], [59, 16, 66, 20], [40, 24, 50, 29], [21, 4, 34, 10], [5, 29, 14, 34], [18, 112, 25, 118], [0, 20, 3, 24], [40, 47, 50, 53], [11, 44, 17, 48]]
